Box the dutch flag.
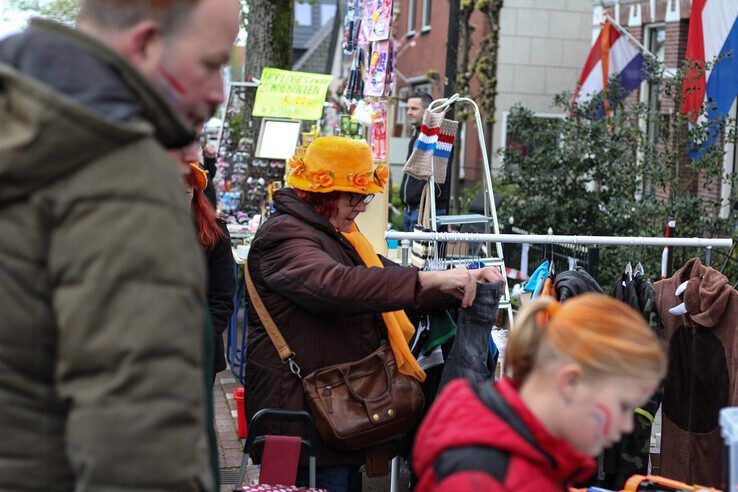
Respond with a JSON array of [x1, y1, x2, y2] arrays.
[[573, 20, 646, 115], [681, 0, 738, 158]]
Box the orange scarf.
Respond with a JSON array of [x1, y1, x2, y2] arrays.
[[341, 224, 426, 382]]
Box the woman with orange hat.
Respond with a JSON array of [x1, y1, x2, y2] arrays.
[[245, 136, 504, 490], [178, 143, 235, 385], [412, 294, 667, 491]]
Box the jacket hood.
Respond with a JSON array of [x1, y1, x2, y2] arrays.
[[554, 266, 603, 302], [414, 378, 596, 487], [674, 257, 733, 328], [0, 19, 194, 203]]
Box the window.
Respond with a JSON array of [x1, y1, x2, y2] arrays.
[[421, 0, 431, 31], [406, 0, 416, 35], [295, 2, 312, 26], [644, 25, 665, 145], [320, 4, 337, 26], [396, 100, 408, 136], [412, 81, 433, 95]]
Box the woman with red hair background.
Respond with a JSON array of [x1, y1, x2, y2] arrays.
[[177, 143, 235, 385]]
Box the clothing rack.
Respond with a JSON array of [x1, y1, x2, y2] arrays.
[[386, 231, 732, 248]]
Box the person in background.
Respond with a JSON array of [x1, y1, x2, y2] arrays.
[[246, 136, 504, 491], [401, 91, 453, 231], [202, 142, 218, 207], [0, 0, 240, 488], [176, 143, 235, 385], [413, 294, 667, 491]]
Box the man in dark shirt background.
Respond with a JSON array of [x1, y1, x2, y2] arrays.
[[400, 91, 453, 230]]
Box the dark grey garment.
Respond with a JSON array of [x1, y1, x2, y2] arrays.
[[554, 266, 603, 302], [437, 282, 503, 395]]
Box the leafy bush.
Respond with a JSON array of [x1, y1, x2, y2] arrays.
[[498, 59, 737, 289]]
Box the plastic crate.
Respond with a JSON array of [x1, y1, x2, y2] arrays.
[[720, 407, 738, 491]]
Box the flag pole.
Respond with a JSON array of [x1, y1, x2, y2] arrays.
[[603, 13, 656, 59]]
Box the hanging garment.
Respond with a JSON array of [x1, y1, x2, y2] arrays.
[[654, 258, 738, 488], [600, 273, 663, 489], [524, 260, 550, 299], [436, 282, 503, 394], [554, 266, 603, 302], [541, 277, 556, 298]]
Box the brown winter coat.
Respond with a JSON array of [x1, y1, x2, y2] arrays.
[[654, 257, 738, 488], [245, 188, 454, 466]]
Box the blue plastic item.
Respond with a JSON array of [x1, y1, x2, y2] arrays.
[[523, 260, 549, 299], [467, 260, 486, 270]]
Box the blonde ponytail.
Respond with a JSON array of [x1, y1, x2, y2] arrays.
[[506, 297, 558, 384]]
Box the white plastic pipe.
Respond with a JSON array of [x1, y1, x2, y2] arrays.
[[385, 231, 732, 248]]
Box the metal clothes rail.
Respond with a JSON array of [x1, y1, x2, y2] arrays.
[[386, 231, 732, 249]]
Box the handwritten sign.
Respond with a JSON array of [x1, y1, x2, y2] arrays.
[[253, 68, 333, 120]]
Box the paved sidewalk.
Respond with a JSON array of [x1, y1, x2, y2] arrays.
[[214, 372, 256, 490], [213, 371, 410, 491]]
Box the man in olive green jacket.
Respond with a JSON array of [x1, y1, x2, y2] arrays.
[[0, 0, 240, 489]]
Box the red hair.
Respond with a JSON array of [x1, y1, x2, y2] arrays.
[[293, 189, 341, 219], [186, 171, 225, 249]]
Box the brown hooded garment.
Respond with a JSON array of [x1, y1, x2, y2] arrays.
[[654, 257, 738, 488]]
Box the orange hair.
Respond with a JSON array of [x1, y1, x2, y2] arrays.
[[506, 294, 666, 384], [185, 165, 225, 249]]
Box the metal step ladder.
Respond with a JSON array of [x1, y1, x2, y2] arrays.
[[425, 94, 514, 327]]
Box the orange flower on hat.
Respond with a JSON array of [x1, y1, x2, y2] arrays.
[[307, 169, 335, 189], [288, 157, 305, 176], [348, 171, 372, 190], [374, 164, 389, 187]]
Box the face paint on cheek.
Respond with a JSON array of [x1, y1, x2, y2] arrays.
[[594, 402, 612, 438], [158, 67, 186, 95]]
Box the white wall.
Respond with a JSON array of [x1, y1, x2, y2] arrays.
[[492, 0, 593, 171]]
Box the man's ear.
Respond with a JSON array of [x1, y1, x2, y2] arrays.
[[556, 362, 583, 404], [122, 20, 163, 76]]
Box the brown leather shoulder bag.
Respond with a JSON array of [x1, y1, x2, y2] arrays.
[[245, 265, 424, 451]]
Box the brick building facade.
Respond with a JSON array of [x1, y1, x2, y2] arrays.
[[597, 0, 737, 217], [392, 0, 592, 188]]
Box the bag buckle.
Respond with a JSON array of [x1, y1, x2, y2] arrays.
[[286, 355, 302, 378]]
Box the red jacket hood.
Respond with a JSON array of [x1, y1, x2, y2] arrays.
[[413, 378, 596, 488]]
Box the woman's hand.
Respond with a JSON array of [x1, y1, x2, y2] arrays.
[[419, 266, 505, 308], [469, 266, 505, 285], [419, 268, 476, 307]]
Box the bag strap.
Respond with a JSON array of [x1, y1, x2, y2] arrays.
[[244, 263, 303, 378]]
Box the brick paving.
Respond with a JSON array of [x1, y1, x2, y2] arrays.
[[214, 372, 258, 490]]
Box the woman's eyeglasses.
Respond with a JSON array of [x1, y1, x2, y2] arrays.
[[348, 193, 375, 207]]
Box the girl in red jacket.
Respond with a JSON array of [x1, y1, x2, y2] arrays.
[[413, 293, 667, 491]]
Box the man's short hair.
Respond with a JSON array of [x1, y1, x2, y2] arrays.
[[409, 90, 434, 109], [78, 0, 200, 35]]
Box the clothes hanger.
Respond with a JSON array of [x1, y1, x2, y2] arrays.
[[634, 256, 645, 277], [624, 261, 633, 282]]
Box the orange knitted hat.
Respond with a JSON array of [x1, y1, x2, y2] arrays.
[[286, 136, 389, 194]]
